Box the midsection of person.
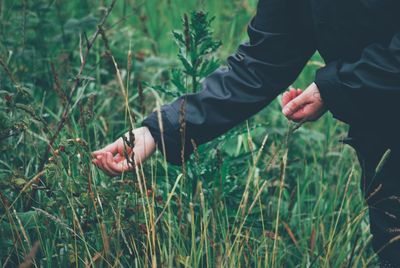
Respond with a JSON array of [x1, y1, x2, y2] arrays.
[[310, 0, 399, 61], [309, 0, 400, 144]]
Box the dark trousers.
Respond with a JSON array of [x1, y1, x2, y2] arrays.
[[350, 135, 400, 265]]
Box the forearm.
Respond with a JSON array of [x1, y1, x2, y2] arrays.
[[143, 0, 316, 165]]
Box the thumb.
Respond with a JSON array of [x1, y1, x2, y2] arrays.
[[282, 93, 308, 117], [288, 103, 313, 122], [92, 142, 118, 156], [92, 137, 126, 157]]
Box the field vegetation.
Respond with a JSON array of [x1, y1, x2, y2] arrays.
[[0, 0, 378, 267]]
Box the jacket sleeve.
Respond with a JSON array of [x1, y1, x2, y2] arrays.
[[142, 0, 316, 165], [315, 31, 400, 133]]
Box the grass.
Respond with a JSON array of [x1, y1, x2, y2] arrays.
[[0, 0, 378, 267]]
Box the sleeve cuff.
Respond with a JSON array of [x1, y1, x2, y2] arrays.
[[141, 105, 194, 166], [315, 61, 360, 125]]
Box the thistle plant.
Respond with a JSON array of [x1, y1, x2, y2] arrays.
[[171, 11, 222, 93]]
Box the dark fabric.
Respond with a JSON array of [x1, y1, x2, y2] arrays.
[[142, 0, 400, 165], [142, 0, 316, 165], [348, 136, 400, 265], [381, 259, 400, 268], [315, 31, 400, 140]]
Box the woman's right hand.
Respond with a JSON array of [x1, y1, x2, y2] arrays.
[[92, 127, 156, 176]]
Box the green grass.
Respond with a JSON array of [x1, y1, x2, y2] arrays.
[[0, 0, 378, 267]]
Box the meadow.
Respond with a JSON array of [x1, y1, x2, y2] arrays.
[[0, 0, 379, 267]]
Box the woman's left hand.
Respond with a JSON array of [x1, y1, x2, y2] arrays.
[[282, 83, 327, 122]]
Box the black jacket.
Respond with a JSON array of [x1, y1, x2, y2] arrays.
[[143, 0, 400, 165]]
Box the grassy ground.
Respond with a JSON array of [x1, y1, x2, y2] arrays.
[[0, 0, 378, 267]]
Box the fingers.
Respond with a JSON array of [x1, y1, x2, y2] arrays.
[[92, 151, 135, 177], [114, 154, 124, 163], [92, 154, 106, 173], [282, 98, 301, 117], [297, 89, 302, 96], [92, 127, 157, 177], [290, 88, 302, 99], [92, 143, 116, 159], [92, 137, 128, 157], [286, 106, 307, 122], [92, 155, 103, 167], [287, 103, 318, 122], [108, 156, 132, 174], [282, 88, 303, 108], [281, 91, 291, 108], [285, 99, 325, 122], [282, 91, 310, 117], [93, 152, 120, 177], [91, 137, 132, 177], [289, 88, 297, 100], [101, 152, 119, 177], [282, 83, 325, 122]]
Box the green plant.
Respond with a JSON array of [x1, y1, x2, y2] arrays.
[[171, 11, 221, 93], [0, 1, 379, 267]]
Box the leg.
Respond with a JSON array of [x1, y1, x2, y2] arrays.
[[352, 137, 400, 266]]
